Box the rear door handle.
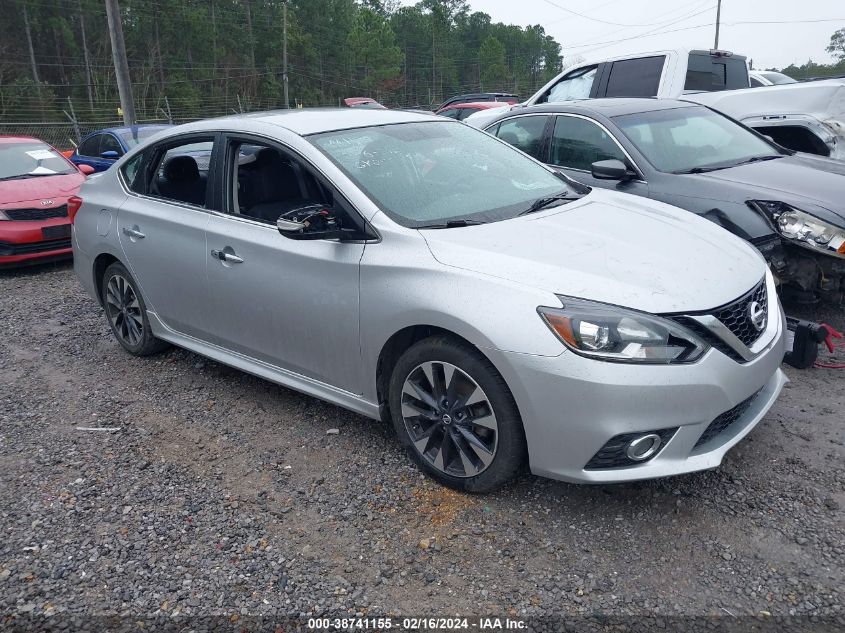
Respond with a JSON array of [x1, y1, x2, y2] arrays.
[[122, 227, 145, 239], [211, 249, 244, 264]]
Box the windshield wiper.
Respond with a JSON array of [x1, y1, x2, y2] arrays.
[[675, 155, 782, 175], [733, 155, 782, 166], [0, 173, 60, 181], [519, 192, 580, 216], [416, 219, 485, 229]]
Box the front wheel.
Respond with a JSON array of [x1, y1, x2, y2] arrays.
[[102, 262, 170, 356], [388, 335, 527, 492]]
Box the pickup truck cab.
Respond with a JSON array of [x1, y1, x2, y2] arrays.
[[466, 48, 845, 161]]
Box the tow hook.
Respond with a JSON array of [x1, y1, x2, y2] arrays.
[[784, 318, 843, 369]]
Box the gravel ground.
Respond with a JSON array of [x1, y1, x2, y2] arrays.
[[1, 262, 843, 628]]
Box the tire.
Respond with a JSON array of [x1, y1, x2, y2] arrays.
[[101, 262, 170, 356], [388, 335, 527, 493]]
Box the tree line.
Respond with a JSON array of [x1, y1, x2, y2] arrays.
[[0, 0, 564, 122]]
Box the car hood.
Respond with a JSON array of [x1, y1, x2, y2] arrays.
[[700, 154, 845, 227], [421, 189, 765, 314], [0, 172, 85, 208]]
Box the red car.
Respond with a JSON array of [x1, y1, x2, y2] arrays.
[[435, 101, 511, 121], [0, 136, 93, 267]]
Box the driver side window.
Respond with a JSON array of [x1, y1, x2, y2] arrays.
[[541, 65, 598, 104], [228, 140, 331, 225], [100, 134, 124, 156]]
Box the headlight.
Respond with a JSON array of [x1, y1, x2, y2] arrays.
[[0, 210, 8, 221], [750, 201, 845, 259], [538, 297, 709, 364]]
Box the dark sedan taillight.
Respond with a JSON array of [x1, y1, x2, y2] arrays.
[[67, 196, 83, 224]]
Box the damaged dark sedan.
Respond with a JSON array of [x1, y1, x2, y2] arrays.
[[484, 99, 845, 305]]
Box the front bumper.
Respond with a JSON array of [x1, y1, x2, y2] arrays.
[[0, 218, 72, 268], [487, 303, 787, 484]]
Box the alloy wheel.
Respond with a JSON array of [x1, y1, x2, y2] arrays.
[[105, 274, 144, 347], [400, 361, 498, 478]]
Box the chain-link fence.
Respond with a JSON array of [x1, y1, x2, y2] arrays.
[[0, 118, 184, 151]]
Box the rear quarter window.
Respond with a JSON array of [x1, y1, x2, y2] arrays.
[[685, 53, 749, 91]]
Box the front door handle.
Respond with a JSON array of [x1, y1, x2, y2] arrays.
[[122, 226, 145, 239], [211, 249, 244, 264]]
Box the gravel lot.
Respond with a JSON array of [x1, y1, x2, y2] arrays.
[[1, 262, 843, 628]]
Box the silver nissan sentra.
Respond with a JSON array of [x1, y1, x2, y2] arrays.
[[71, 108, 787, 492]]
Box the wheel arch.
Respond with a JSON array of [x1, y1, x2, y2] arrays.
[[92, 252, 121, 305], [374, 324, 515, 424]]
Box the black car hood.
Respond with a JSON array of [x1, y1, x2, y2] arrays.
[[702, 154, 845, 228]]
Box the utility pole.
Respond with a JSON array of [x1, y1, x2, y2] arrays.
[[105, 0, 136, 125], [714, 0, 722, 49], [283, 0, 289, 109], [22, 2, 39, 84]]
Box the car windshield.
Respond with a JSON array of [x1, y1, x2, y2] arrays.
[[309, 121, 573, 227], [0, 142, 76, 180], [613, 106, 781, 174], [119, 126, 169, 148]]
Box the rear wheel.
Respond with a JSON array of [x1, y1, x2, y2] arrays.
[[388, 335, 526, 492], [102, 262, 170, 356]]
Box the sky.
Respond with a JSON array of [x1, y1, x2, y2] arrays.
[[398, 0, 844, 70]]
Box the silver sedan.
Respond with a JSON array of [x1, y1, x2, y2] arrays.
[[70, 108, 787, 492]]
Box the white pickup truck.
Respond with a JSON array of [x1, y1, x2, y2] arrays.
[[465, 48, 845, 160]]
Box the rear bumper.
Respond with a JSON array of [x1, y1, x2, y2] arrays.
[[0, 219, 72, 268]]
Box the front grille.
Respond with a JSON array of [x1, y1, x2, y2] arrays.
[[4, 205, 68, 220], [0, 238, 72, 256], [585, 427, 677, 470], [694, 390, 762, 449], [714, 279, 768, 347], [668, 278, 768, 364]]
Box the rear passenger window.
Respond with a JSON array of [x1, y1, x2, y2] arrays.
[[148, 139, 214, 207], [494, 116, 548, 160], [604, 56, 665, 97], [550, 116, 626, 171]]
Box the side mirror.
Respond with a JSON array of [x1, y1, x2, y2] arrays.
[[591, 159, 634, 181], [101, 150, 120, 160], [276, 206, 358, 242], [77, 164, 96, 176]]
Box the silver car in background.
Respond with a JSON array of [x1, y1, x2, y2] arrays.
[[71, 109, 787, 492]]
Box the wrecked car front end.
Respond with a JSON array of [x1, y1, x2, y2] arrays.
[[686, 79, 845, 160], [749, 201, 845, 305]]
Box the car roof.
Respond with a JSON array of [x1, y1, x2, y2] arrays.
[[442, 101, 507, 111], [496, 98, 700, 120], [85, 124, 171, 136], [165, 108, 444, 137]]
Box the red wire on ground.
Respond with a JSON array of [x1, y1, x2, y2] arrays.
[[814, 324, 845, 369]]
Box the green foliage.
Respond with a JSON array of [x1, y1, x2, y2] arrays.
[[827, 28, 845, 61], [1, 0, 564, 120], [478, 36, 507, 91]]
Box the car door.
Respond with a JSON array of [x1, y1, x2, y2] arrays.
[[116, 133, 219, 339], [203, 134, 367, 394], [546, 114, 648, 196]]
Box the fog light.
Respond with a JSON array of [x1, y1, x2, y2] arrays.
[[625, 434, 662, 461]]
